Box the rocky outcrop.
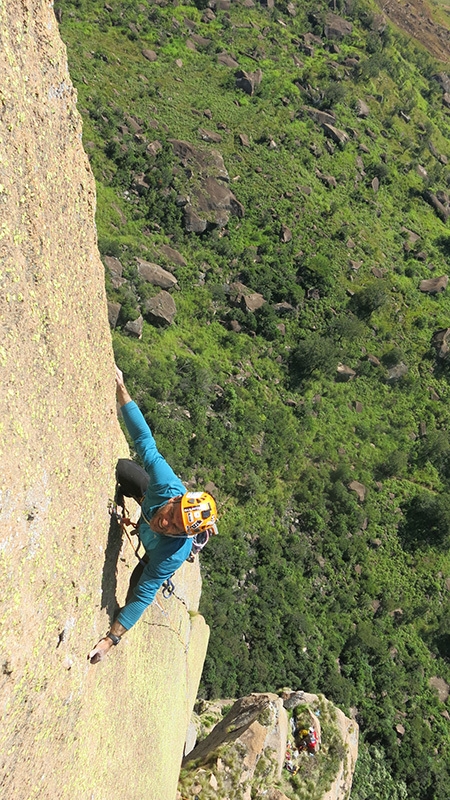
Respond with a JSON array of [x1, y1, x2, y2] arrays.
[[0, 5, 207, 800], [169, 139, 244, 230], [181, 690, 358, 800]]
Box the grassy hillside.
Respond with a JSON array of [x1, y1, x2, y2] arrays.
[[57, 0, 450, 796]]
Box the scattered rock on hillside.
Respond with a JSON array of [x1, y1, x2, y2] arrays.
[[424, 191, 450, 222], [304, 106, 336, 126], [356, 99, 370, 117], [235, 68, 262, 95], [146, 140, 162, 156], [324, 12, 353, 39], [432, 328, 450, 358], [239, 133, 250, 147], [124, 315, 143, 339], [387, 362, 408, 383], [337, 363, 356, 381], [169, 139, 229, 181], [316, 169, 337, 188], [217, 51, 239, 68], [190, 33, 211, 48], [143, 290, 177, 326], [372, 176, 379, 193], [419, 275, 448, 294], [184, 206, 208, 233], [142, 48, 157, 62], [367, 354, 381, 367], [131, 173, 150, 195], [434, 73, 450, 93], [401, 226, 420, 243], [241, 292, 265, 312], [280, 224, 292, 243], [107, 300, 121, 328], [137, 258, 178, 289], [159, 244, 187, 268], [103, 255, 124, 288], [198, 128, 222, 143], [202, 8, 216, 21], [349, 480, 366, 501], [274, 301, 295, 315], [322, 122, 349, 147], [429, 676, 450, 701]]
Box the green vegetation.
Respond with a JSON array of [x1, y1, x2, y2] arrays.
[[57, 0, 450, 796]]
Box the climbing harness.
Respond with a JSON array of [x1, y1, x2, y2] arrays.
[[108, 499, 177, 600]]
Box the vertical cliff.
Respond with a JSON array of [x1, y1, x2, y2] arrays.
[[0, 3, 208, 798]]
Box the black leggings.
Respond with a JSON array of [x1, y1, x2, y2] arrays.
[[116, 458, 149, 505]]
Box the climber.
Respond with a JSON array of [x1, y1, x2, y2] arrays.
[[88, 364, 218, 664], [306, 726, 317, 754]]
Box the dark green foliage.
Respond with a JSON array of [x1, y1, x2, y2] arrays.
[[290, 334, 340, 383], [352, 283, 389, 318]]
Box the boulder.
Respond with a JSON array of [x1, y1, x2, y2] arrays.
[[235, 69, 262, 96], [169, 139, 229, 181], [315, 168, 337, 188], [367, 354, 381, 367], [195, 176, 244, 225], [387, 362, 408, 383], [433, 72, 450, 93], [142, 48, 157, 62], [190, 33, 211, 48], [274, 301, 295, 315], [432, 328, 450, 358], [280, 224, 292, 243], [337, 363, 356, 381], [322, 122, 349, 147], [107, 300, 121, 328], [241, 293, 265, 312], [429, 676, 450, 702], [419, 275, 448, 294], [217, 51, 239, 68], [324, 12, 353, 39], [184, 206, 208, 233], [143, 290, 177, 326], [159, 244, 187, 268], [198, 128, 222, 143], [303, 106, 336, 126], [124, 315, 143, 339], [349, 480, 366, 501], [131, 173, 150, 195], [137, 258, 178, 289], [146, 140, 162, 156], [424, 190, 450, 222], [103, 255, 124, 288], [356, 92, 369, 110]]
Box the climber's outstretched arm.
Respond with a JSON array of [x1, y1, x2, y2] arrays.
[[88, 620, 128, 664]]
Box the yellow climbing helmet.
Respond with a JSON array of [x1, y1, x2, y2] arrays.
[[180, 491, 218, 537]]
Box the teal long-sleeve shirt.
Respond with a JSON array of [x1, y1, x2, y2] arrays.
[[116, 401, 192, 630]]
